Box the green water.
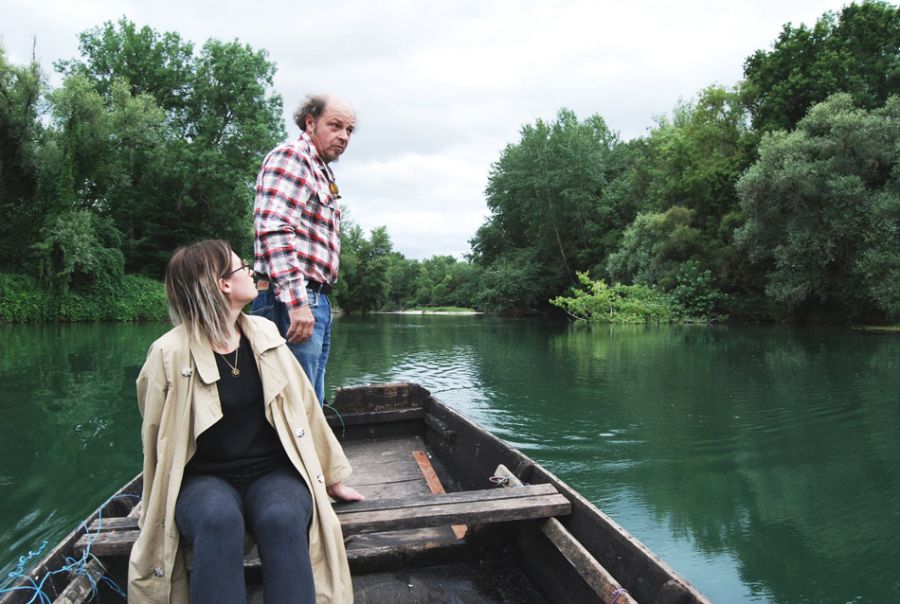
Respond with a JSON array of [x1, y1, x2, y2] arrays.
[[1, 316, 898, 602]]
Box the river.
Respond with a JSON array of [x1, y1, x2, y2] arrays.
[[1, 316, 898, 602]]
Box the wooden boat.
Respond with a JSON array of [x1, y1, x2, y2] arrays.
[[1, 383, 710, 603]]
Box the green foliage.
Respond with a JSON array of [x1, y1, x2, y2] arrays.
[[736, 94, 899, 319], [334, 224, 392, 314], [54, 20, 286, 274], [672, 261, 728, 321], [550, 273, 679, 323], [743, 1, 900, 132], [606, 206, 704, 288], [0, 48, 44, 272], [856, 189, 900, 318], [33, 210, 125, 296], [0, 273, 166, 322], [473, 249, 547, 313], [0, 274, 54, 321], [471, 109, 626, 312]]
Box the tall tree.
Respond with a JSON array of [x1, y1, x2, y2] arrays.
[[55, 19, 286, 275], [735, 93, 899, 319], [472, 109, 624, 312], [743, 0, 900, 133], [0, 48, 43, 271], [335, 225, 393, 314]]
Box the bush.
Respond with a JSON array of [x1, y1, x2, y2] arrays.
[[0, 274, 54, 321], [0, 272, 167, 322], [551, 272, 681, 323], [671, 261, 728, 321]]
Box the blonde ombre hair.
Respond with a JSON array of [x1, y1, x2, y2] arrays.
[[164, 240, 236, 346]]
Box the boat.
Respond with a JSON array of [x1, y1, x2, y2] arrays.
[[0, 383, 710, 603]]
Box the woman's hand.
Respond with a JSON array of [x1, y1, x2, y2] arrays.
[[326, 481, 365, 502]]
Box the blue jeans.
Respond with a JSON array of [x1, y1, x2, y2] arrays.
[[252, 286, 332, 406], [175, 466, 315, 604]]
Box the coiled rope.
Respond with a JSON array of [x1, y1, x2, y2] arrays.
[[0, 493, 139, 603]]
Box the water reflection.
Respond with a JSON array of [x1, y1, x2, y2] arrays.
[[0, 322, 166, 576], [2, 318, 899, 602], [331, 318, 900, 603]]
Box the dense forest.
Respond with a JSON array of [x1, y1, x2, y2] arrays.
[[1, 1, 898, 322]]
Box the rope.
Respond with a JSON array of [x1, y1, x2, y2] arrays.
[[323, 402, 346, 438], [610, 587, 629, 604], [0, 493, 139, 602], [489, 475, 510, 486]]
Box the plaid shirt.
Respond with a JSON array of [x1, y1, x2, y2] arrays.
[[253, 132, 342, 307]]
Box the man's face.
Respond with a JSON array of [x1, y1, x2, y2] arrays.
[[307, 99, 355, 163]]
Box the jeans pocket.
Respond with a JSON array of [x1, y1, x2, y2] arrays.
[[305, 290, 320, 308]]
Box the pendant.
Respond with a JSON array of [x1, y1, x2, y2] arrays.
[[231, 368, 240, 377], [329, 182, 339, 195]]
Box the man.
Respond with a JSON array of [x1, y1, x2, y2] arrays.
[[252, 94, 356, 406]]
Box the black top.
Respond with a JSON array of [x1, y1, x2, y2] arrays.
[[186, 333, 289, 485]]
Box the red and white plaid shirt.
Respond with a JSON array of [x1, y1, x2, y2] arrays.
[[253, 132, 342, 307]]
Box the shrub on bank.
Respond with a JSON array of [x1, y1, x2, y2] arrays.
[[551, 272, 725, 324], [0, 274, 55, 322], [0, 273, 167, 322]]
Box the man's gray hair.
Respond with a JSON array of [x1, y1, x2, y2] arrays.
[[293, 95, 328, 132]]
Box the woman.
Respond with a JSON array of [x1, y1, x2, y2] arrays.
[[128, 240, 363, 603]]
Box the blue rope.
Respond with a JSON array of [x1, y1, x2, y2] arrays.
[[0, 493, 139, 602]]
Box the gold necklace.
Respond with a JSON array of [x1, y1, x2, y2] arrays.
[[218, 342, 240, 377]]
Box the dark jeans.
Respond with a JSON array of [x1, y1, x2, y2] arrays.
[[252, 285, 332, 406], [175, 465, 315, 604]]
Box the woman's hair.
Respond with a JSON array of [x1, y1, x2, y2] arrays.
[[164, 239, 235, 345]]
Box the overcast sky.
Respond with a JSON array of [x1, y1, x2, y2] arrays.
[[2, 0, 846, 259]]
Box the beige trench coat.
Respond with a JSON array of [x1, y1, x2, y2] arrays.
[[128, 314, 353, 603]]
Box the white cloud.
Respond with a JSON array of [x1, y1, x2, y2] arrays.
[[1, 0, 844, 259]]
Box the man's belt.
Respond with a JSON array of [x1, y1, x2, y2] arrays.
[[305, 279, 333, 295], [255, 277, 333, 295]]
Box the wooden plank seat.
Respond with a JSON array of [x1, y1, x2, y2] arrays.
[[73, 484, 571, 557]]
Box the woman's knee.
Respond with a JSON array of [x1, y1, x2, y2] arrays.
[[177, 481, 245, 543], [251, 499, 310, 539]]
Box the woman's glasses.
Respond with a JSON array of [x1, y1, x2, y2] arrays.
[[225, 260, 252, 277]]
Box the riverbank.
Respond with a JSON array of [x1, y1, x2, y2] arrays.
[[853, 324, 900, 333], [377, 308, 482, 316], [0, 273, 167, 322]]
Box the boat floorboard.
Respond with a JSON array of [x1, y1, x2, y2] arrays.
[[247, 560, 547, 604], [331, 435, 547, 601], [341, 434, 462, 553]]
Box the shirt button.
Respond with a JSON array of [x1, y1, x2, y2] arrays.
[[316, 473, 324, 484], [154, 567, 164, 577], [296, 428, 306, 438]]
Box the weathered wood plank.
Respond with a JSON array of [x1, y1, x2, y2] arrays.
[[334, 483, 560, 514], [52, 560, 105, 604], [338, 491, 570, 536], [331, 382, 429, 414], [494, 464, 637, 604], [77, 485, 570, 556], [411, 450, 466, 539], [327, 407, 425, 428], [346, 480, 430, 501]]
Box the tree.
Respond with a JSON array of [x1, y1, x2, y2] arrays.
[[55, 18, 286, 275], [735, 93, 899, 319], [472, 108, 625, 312], [334, 225, 392, 314], [634, 86, 757, 290], [606, 206, 705, 289], [0, 48, 44, 271], [742, 1, 900, 133]]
